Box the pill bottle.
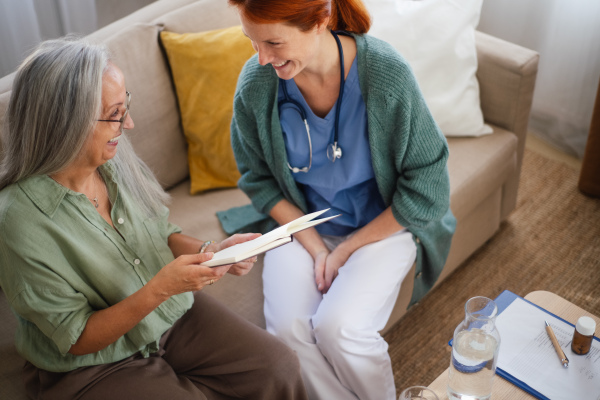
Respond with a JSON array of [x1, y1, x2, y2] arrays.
[[571, 316, 596, 355]]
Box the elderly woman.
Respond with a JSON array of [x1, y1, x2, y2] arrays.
[[0, 37, 307, 400]]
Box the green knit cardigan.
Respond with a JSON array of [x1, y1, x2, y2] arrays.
[[218, 33, 456, 306]]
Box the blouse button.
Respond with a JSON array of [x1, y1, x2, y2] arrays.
[[134, 259, 141, 265], [118, 218, 124, 224]]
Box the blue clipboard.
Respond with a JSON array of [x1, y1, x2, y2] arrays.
[[493, 290, 552, 400], [448, 290, 598, 400]]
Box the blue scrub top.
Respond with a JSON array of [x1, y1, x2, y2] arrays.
[[278, 58, 386, 236]]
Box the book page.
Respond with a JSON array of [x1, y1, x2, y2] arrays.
[[205, 233, 276, 261], [200, 209, 339, 267], [495, 298, 600, 400]]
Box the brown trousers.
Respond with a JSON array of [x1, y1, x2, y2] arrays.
[[23, 292, 307, 400]]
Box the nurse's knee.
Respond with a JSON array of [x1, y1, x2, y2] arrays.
[[313, 315, 376, 357], [267, 316, 315, 347], [312, 316, 346, 353]]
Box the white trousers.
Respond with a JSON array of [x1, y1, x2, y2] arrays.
[[263, 229, 417, 400]]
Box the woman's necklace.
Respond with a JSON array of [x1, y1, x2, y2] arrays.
[[89, 178, 99, 208], [49, 172, 100, 208]]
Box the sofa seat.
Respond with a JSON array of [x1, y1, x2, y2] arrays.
[[447, 127, 517, 221]]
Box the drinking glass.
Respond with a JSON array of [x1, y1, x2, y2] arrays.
[[399, 386, 440, 400]]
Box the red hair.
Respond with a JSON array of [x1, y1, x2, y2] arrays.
[[228, 0, 371, 33]]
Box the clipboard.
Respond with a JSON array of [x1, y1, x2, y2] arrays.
[[494, 290, 552, 400]]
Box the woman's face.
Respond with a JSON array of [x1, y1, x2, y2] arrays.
[[239, 13, 327, 80], [79, 63, 134, 168]]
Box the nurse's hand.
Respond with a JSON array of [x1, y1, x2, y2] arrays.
[[321, 246, 351, 294], [313, 249, 329, 293]]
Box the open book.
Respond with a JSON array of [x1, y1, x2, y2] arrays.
[[201, 209, 340, 267]]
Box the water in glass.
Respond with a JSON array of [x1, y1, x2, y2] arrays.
[[447, 297, 500, 400]]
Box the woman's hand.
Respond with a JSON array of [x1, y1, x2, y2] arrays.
[[151, 253, 231, 299], [320, 246, 352, 294], [315, 208, 404, 293], [313, 249, 330, 293], [212, 233, 262, 276]]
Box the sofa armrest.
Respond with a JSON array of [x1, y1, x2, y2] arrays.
[[476, 30, 539, 139], [475, 30, 539, 219]]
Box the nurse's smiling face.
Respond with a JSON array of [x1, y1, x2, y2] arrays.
[[240, 13, 328, 81]]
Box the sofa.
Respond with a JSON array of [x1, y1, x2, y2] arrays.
[[0, 0, 539, 398]]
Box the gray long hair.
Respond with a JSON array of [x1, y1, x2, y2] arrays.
[[0, 36, 169, 217]]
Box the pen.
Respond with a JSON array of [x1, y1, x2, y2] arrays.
[[545, 320, 569, 368]]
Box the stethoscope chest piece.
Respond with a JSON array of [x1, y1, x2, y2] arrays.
[[327, 142, 343, 162]]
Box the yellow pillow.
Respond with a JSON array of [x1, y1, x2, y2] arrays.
[[160, 26, 256, 194]]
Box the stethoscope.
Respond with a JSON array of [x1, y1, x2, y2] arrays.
[[279, 30, 346, 173]]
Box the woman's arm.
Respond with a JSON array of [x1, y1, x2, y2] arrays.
[[269, 200, 328, 259], [167, 232, 206, 256], [69, 252, 225, 355], [269, 199, 332, 291], [168, 232, 217, 257], [333, 207, 402, 261], [69, 232, 261, 355]]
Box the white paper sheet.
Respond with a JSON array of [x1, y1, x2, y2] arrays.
[[495, 298, 600, 400]]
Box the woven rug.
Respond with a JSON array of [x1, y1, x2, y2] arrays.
[[385, 149, 600, 393]]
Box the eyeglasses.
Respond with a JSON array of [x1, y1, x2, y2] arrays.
[[97, 91, 131, 134]]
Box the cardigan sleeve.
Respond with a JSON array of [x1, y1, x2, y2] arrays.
[[230, 66, 285, 215], [359, 34, 451, 230], [392, 81, 451, 229]]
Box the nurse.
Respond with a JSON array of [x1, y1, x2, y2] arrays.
[[225, 0, 456, 398]]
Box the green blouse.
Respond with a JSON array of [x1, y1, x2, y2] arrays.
[[0, 163, 192, 372]]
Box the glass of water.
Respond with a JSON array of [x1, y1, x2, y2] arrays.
[[399, 386, 440, 400]]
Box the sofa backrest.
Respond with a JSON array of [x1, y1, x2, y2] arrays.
[[0, 0, 240, 190]]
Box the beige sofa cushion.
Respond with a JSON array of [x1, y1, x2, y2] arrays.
[[447, 127, 517, 220], [153, 0, 239, 33], [101, 23, 189, 189]]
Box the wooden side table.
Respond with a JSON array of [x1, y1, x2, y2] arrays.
[[427, 291, 600, 399]]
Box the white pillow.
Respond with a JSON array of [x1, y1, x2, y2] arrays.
[[364, 0, 492, 137]]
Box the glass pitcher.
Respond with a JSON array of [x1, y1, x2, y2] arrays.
[[447, 296, 501, 400]]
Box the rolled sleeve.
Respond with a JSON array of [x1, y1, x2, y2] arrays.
[[167, 221, 182, 237], [12, 286, 92, 355]]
